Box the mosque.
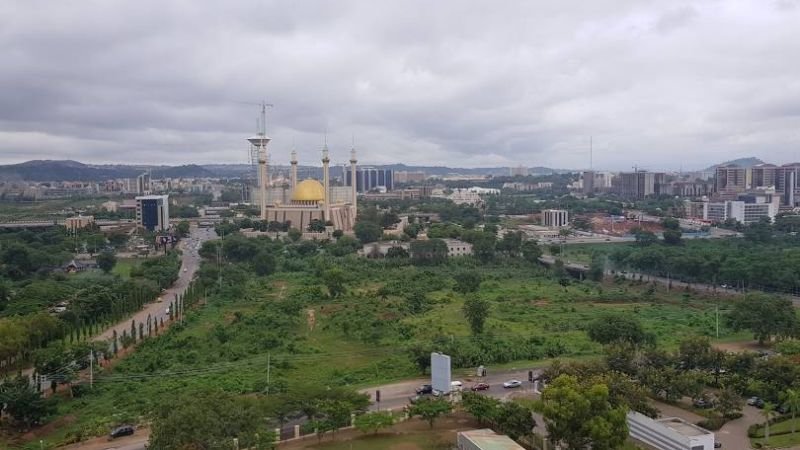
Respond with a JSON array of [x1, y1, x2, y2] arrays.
[[248, 132, 358, 232]]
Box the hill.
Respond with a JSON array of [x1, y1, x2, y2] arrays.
[[703, 157, 764, 171]]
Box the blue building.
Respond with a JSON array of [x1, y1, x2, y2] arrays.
[[135, 195, 170, 231], [346, 167, 393, 193]]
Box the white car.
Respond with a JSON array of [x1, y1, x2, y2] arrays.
[[451, 380, 463, 391], [503, 380, 522, 389]]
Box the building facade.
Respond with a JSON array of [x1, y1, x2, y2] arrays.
[[135, 195, 170, 231], [627, 411, 715, 450], [65, 215, 95, 232], [441, 238, 473, 257], [615, 171, 666, 199], [543, 209, 569, 227], [346, 167, 394, 193], [685, 192, 780, 224]]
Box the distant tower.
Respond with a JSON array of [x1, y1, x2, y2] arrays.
[[290, 148, 298, 189], [322, 140, 331, 223], [350, 146, 358, 210], [246, 101, 272, 220]]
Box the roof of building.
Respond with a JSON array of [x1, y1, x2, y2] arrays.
[[656, 417, 712, 437], [135, 194, 168, 200], [458, 429, 525, 449], [292, 179, 325, 202]]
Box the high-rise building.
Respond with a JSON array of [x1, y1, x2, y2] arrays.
[[714, 164, 748, 194], [135, 195, 170, 231], [614, 171, 665, 199], [582, 170, 595, 194], [751, 164, 778, 188], [346, 167, 394, 193], [509, 165, 528, 177]]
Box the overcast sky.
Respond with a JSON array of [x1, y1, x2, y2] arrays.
[[1, 0, 800, 170]]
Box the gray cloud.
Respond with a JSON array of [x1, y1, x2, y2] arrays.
[[1, 0, 799, 170]]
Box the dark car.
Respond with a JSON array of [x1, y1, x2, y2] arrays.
[[415, 384, 433, 395], [693, 398, 714, 409], [777, 404, 789, 414], [714, 441, 722, 448], [109, 425, 134, 440], [755, 398, 765, 409], [471, 383, 490, 391]]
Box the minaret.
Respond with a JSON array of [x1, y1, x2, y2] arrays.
[[290, 148, 298, 189], [248, 132, 271, 220], [349, 146, 358, 210], [322, 141, 331, 223]]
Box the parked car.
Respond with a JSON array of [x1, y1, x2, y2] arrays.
[[714, 441, 722, 448], [754, 398, 765, 409], [747, 396, 760, 406], [777, 404, 789, 414], [471, 383, 490, 391], [451, 380, 463, 391], [109, 425, 134, 440], [503, 380, 522, 389], [693, 398, 714, 409], [415, 384, 433, 395]]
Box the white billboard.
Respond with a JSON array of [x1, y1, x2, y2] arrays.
[[431, 352, 452, 394]]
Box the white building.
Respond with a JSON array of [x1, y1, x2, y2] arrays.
[[543, 209, 569, 227], [627, 411, 715, 450], [457, 429, 524, 450], [685, 192, 780, 224]]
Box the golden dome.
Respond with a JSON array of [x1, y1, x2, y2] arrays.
[[291, 179, 325, 202]]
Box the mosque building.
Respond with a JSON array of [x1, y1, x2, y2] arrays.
[[248, 132, 358, 232]]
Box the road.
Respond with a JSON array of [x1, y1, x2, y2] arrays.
[[653, 399, 764, 450], [94, 225, 216, 345]]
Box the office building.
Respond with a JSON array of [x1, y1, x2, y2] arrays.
[[346, 167, 394, 193], [543, 209, 569, 227], [684, 191, 780, 224], [751, 163, 778, 188], [614, 171, 666, 199], [135, 195, 170, 231], [627, 411, 715, 450], [394, 170, 427, 184], [509, 165, 528, 177], [714, 164, 748, 194]]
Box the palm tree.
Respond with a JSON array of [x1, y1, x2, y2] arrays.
[[783, 389, 800, 435], [762, 402, 776, 446]]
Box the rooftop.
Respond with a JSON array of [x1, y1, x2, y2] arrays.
[[656, 417, 711, 437], [459, 429, 525, 450]]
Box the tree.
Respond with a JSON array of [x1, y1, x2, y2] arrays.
[[149, 389, 272, 450], [716, 386, 743, 419], [587, 314, 648, 346], [462, 391, 500, 425], [762, 402, 776, 445], [386, 246, 409, 258], [632, 228, 657, 247], [539, 374, 628, 450], [175, 220, 191, 237], [380, 212, 401, 229], [662, 229, 683, 245], [323, 268, 347, 298], [497, 231, 523, 256], [495, 401, 536, 441], [782, 389, 800, 435], [0, 278, 11, 311], [287, 228, 302, 242], [410, 239, 448, 265], [472, 233, 496, 263], [307, 219, 326, 232], [96, 250, 117, 274], [408, 397, 452, 428], [252, 251, 276, 277], [354, 221, 382, 243], [463, 296, 490, 335], [728, 294, 799, 344], [521, 240, 542, 264], [405, 290, 429, 314], [0, 375, 55, 428], [354, 411, 394, 434], [588, 255, 605, 281], [453, 270, 481, 294]]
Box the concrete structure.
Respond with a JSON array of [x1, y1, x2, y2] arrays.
[[627, 411, 715, 450], [441, 238, 473, 257], [685, 191, 780, 224], [543, 209, 569, 227], [509, 165, 528, 177], [135, 195, 170, 231], [361, 241, 410, 258], [65, 215, 95, 232], [715, 164, 748, 195], [347, 167, 394, 193], [446, 189, 484, 206], [394, 170, 427, 183], [615, 171, 666, 199], [582, 170, 595, 194], [456, 429, 525, 450]]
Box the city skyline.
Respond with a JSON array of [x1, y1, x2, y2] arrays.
[[2, 1, 800, 169]]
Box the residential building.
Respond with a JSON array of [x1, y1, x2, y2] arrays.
[[135, 195, 170, 231], [346, 167, 394, 193], [441, 238, 473, 257], [627, 411, 715, 450], [456, 429, 524, 450], [543, 209, 569, 227], [65, 215, 95, 232]]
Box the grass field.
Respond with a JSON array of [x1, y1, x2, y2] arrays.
[[18, 260, 755, 448]]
